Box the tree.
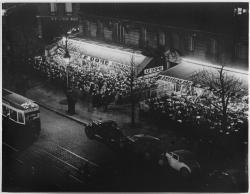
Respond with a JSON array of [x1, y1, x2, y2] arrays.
[[192, 65, 247, 132], [121, 55, 156, 126]]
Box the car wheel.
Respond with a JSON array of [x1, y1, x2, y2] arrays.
[[85, 127, 94, 139], [180, 167, 190, 177]]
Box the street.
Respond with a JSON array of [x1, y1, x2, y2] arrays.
[[3, 106, 117, 191], [3, 106, 205, 192]]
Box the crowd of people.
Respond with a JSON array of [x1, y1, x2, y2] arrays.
[[31, 50, 157, 108], [32, 41, 248, 143], [140, 92, 248, 140]]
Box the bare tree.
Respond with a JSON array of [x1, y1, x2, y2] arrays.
[[192, 65, 247, 131], [121, 55, 156, 126]]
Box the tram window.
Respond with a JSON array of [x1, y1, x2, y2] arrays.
[[18, 112, 24, 124], [9, 109, 17, 121], [2, 105, 9, 116]]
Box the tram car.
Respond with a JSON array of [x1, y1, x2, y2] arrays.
[[2, 88, 41, 140]]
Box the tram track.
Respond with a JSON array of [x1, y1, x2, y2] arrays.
[[3, 139, 102, 188]]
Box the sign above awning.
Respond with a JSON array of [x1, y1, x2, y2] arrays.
[[63, 37, 153, 75], [160, 60, 248, 88]]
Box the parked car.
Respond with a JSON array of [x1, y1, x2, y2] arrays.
[[204, 169, 247, 192], [85, 120, 124, 142], [129, 134, 164, 162], [159, 149, 200, 177]]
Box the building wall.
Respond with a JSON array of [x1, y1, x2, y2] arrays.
[[79, 13, 248, 69], [36, 3, 80, 42]]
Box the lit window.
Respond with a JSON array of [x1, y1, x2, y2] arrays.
[[238, 8, 243, 15], [18, 112, 24, 124], [2, 105, 9, 117], [234, 7, 248, 15], [10, 109, 17, 122]]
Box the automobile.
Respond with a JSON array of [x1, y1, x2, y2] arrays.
[[85, 120, 126, 146], [159, 149, 200, 177], [129, 134, 165, 162], [204, 169, 247, 192]]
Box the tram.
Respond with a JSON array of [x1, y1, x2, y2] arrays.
[[2, 88, 41, 139]]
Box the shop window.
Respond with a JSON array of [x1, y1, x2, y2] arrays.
[[65, 3, 72, 14], [18, 112, 25, 124], [9, 109, 17, 122], [2, 105, 9, 117]]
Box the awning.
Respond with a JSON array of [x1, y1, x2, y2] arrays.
[[160, 60, 248, 88], [63, 37, 153, 75]]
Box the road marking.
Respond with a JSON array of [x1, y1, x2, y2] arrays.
[[2, 142, 19, 152], [50, 142, 100, 168]]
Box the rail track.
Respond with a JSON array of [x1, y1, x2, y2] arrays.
[[2, 138, 105, 191]]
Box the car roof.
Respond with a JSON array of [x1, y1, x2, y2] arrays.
[[171, 150, 195, 160], [92, 120, 116, 125]]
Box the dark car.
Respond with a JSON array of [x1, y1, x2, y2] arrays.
[[85, 120, 126, 146], [204, 169, 248, 192], [128, 134, 165, 163]]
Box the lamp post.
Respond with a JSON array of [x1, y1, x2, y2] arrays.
[[63, 35, 75, 115], [64, 49, 70, 89]]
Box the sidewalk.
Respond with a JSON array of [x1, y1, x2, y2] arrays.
[[25, 79, 158, 137]]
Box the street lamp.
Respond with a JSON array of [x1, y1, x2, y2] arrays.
[[64, 49, 71, 89], [62, 35, 75, 115]]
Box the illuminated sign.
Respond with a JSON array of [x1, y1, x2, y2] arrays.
[[82, 55, 109, 66], [144, 66, 163, 75], [81, 54, 130, 71], [158, 75, 193, 85]]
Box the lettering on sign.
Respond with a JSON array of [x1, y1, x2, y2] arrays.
[[82, 55, 110, 66], [144, 66, 163, 75], [81, 54, 130, 71]]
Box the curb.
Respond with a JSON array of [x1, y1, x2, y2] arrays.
[[36, 101, 88, 126]]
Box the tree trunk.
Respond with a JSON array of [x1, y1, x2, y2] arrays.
[[131, 98, 135, 126], [222, 106, 227, 131]]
